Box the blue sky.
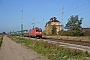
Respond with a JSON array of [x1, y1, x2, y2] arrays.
[[0, 0, 90, 33]]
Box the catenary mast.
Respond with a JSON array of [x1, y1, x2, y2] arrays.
[[21, 9, 23, 36]]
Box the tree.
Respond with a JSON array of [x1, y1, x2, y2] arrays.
[[52, 25, 57, 35], [3, 32, 6, 34], [65, 15, 83, 36], [44, 25, 52, 35]]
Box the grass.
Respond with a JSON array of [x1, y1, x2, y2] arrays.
[[8, 35, 90, 60], [0, 37, 2, 47], [43, 35, 90, 42], [0, 35, 3, 48]]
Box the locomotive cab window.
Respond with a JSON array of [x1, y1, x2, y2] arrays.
[[36, 29, 42, 32]]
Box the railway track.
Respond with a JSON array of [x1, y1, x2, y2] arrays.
[[42, 37, 90, 47], [23, 36, 90, 53], [37, 37, 90, 53]]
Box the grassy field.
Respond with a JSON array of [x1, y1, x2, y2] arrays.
[[8, 35, 90, 60], [0, 37, 1, 46], [43, 36, 90, 42], [0, 35, 3, 48]]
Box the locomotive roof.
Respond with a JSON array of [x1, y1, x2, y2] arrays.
[[29, 27, 41, 30], [35, 27, 41, 29]]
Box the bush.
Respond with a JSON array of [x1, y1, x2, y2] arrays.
[[0, 35, 3, 47], [58, 30, 70, 36], [83, 30, 90, 36]]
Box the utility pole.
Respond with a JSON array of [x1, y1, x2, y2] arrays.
[[32, 18, 35, 28], [61, 5, 64, 36], [62, 5, 64, 30], [21, 9, 23, 36], [31, 22, 35, 29], [13, 22, 14, 32]]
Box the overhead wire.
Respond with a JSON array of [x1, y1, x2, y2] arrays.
[[51, 0, 90, 18], [64, 0, 82, 8], [32, 0, 90, 28], [38, 0, 82, 21], [47, 0, 82, 17], [64, 2, 90, 15]]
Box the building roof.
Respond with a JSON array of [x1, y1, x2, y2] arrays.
[[47, 17, 60, 24], [45, 17, 62, 27], [82, 28, 90, 30]]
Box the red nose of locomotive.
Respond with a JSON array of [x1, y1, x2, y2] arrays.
[[36, 32, 42, 35], [36, 28, 42, 37]]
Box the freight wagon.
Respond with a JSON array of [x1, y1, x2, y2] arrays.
[[22, 30, 29, 37]]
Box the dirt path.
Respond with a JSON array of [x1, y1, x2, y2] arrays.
[[0, 35, 48, 60]]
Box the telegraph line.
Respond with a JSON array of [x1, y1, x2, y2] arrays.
[[58, 1, 89, 16], [79, 11, 90, 15], [65, 6, 90, 16], [27, 1, 90, 30], [25, 0, 88, 22], [65, 0, 82, 8], [64, 2, 90, 14], [50, 2, 90, 22], [45, 0, 82, 18], [40, 0, 82, 19]]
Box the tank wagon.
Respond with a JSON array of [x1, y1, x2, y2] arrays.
[[16, 31, 21, 36], [22, 30, 29, 37]]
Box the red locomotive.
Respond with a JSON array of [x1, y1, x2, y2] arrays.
[[29, 27, 42, 38]]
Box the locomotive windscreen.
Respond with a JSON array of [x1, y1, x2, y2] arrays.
[[36, 28, 42, 32]]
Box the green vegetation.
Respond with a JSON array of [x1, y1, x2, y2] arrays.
[[8, 35, 90, 60], [58, 30, 69, 36], [43, 36, 90, 42], [65, 15, 84, 36], [43, 24, 57, 35], [43, 27, 52, 35], [83, 30, 90, 36], [0, 35, 3, 48], [52, 25, 57, 35]]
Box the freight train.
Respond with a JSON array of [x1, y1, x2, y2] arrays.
[[10, 27, 42, 38]]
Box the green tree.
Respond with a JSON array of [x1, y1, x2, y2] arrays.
[[44, 25, 52, 35], [65, 15, 83, 36], [52, 25, 57, 35], [3, 32, 6, 34]]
